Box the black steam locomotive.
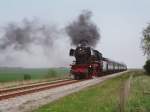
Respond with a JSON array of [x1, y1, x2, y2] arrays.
[[69, 41, 127, 79]]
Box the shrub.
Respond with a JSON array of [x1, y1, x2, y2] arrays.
[[143, 60, 150, 74], [45, 69, 57, 78], [24, 74, 31, 80]]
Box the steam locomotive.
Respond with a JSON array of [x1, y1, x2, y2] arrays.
[[69, 41, 127, 79]]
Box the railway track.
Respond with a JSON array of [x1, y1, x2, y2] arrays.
[[0, 79, 80, 101]]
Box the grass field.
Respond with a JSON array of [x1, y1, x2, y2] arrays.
[[126, 71, 150, 112], [0, 67, 69, 82], [33, 71, 150, 112]]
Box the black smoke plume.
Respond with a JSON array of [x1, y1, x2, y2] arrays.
[[0, 18, 58, 52], [66, 10, 100, 47]]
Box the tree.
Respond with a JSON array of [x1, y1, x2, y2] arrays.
[[141, 23, 150, 59], [143, 60, 150, 74], [141, 23, 150, 73]]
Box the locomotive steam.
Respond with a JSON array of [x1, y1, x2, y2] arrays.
[[66, 10, 100, 47], [0, 19, 58, 52]]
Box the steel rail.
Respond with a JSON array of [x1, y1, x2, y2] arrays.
[[0, 79, 80, 100]]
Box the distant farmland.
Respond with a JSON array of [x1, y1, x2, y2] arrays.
[[0, 67, 69, 82]]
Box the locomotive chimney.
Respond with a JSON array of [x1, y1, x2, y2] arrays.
[[78, 40, 89, 47]]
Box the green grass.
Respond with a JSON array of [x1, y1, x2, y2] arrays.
[[126, 72, 150, 112], [0, 67, 69, 82], [33, 73, 130, 112], [33, 71, 150, 112]]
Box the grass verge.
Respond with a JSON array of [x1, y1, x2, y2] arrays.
[[126, 72, 150, 112], [33, 73, 130, 112], [33, 71, 150, 112]]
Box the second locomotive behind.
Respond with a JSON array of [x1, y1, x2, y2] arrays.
[[69, 41, 127, 79]]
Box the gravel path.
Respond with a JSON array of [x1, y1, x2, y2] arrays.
[[0, 71, 128, 112]]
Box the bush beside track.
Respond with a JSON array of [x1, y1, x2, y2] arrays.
[[144, 60, 150, 74], [33, 70, 150, 112]]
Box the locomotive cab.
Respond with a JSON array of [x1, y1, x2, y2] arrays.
[[69, 49, 75, 56]]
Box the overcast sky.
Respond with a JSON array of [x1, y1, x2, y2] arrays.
[[0, 0, 150, 68]]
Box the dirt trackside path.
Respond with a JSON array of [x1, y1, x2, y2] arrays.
[[119, 73, 132, 112]]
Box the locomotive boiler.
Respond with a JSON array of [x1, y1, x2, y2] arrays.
[[69, 41, 127, 79]]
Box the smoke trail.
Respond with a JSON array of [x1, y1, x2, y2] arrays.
[[0, 18, 58, 52], [66, 10, 100, 47]]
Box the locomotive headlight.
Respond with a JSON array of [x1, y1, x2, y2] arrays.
[[89, 65, 92, 68]]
